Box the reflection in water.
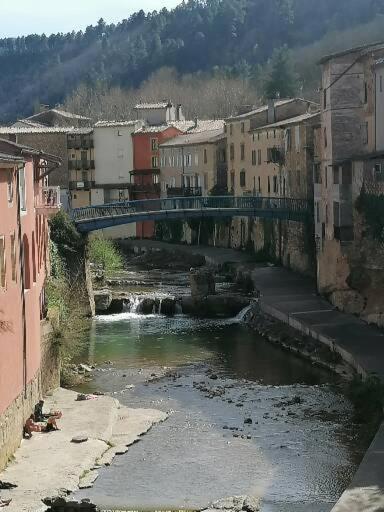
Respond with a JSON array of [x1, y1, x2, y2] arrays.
[[76, 268, 365, 512]]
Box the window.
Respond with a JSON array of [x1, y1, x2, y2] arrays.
[[374, 163, 384, 182], [240, 143, 245, 161], [204, 173, 208, 190], [362, 122, 369, 145], [19, 166, 26, 212], [268, 176, 271, 194], [314, 163, 322, 184], [273, 176, 278, 194], [0, 236, 5, 289], [230, 144, 235, 161], [153, 174, 159, 184], [32, 231, 36, 284], [325, 204, 329, 224], [323, 88, 327, 109], [364, 82, 368, 104], [230, 172, 235, 190], [267, 131, 269, 139], [204, 149, 208, 164], [380, 76, 383, 93], [229, 124, 233, 136], [257, 132, 260, 141], [241, 122, 245, 134], [194, 153, 199, 166], [258, 177, 261, 192], [7, 171, 13, 203], [252, 150, 257, 166], [316, 202, 321, 223], [295, 126, 300, 152], [285, 128, 292, 151], [240, 169, 246, 188], [151, 156, 159, 168], [224, 125, 227, 133], [258, 149, 262, 165], [10, 233, 16, 282], [273, 130, 276, 139], [324, 127, 327, 148], [151, 138, 158, 151], [185, 154, 192, 167], [171, 155, 175, 167], [333, 166, 340, 185]]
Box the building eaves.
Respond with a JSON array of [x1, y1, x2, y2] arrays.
[[318, 40, 384, 65], [226, 98, 319, 122], [95, 120, 138, 128], [0, 138, 62, 164], [133, 124, 170, 134], [0, 126, 74, 135], [170, 119, 225, 133], [67, 128, 94, 135], [13, 119, 47, 128], [251, 111, 321, 131], [134, 102, 171, 110], [0, 152, 25, 164]]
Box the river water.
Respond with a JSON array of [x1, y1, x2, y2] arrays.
[[75, 267, 365, 512]]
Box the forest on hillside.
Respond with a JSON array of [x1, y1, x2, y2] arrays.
[[2, 0, 384, 122]]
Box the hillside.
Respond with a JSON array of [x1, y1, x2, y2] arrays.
[[2, 0, 384, 123]]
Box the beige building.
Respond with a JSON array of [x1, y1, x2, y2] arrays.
[[225, 98, 318, 197], [67, 128, 95, 209], [316, 42, 384, 325], [159, 128, 226, 197]]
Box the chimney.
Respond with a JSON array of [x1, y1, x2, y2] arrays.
[[176, 104, 183, 121], [267, 99, 276, 124]]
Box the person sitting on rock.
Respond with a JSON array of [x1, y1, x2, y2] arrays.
[[23, 415, 41, 438], [43, 411, 62, 432], [33, 400, 45, 422]]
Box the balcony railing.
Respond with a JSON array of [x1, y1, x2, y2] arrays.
[[67, 139, 94, 149], [68, 160, 95, 171], [167, 187, 202, 198], [35, 186, 61, 215]]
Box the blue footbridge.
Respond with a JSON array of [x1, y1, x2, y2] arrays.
[[72, 196, 313, 233]]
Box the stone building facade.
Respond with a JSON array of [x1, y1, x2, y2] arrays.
[[316, 42, 384, 325], [0, 139, 61, 470]]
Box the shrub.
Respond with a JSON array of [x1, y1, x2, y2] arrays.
[[88, 236, 124, 273]]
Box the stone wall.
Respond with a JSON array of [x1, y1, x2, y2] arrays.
[[179, 216, 315, 276], [0, 324, 60, 471]]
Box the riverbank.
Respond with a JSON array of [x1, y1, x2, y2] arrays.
[[0, 388, 167, 512]]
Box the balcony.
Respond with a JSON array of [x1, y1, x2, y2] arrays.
[[132, 183, 161, 194], [167, 187, 202, 198], [35, 186, 61, 216], [68, 160, 95, 171], [67, 139, 94, 150], [69, 181, 95, 191]]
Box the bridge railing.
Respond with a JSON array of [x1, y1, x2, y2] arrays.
[[72, 196, 311, 223]]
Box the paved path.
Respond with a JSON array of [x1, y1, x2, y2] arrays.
[[0, 388, 167, 512]]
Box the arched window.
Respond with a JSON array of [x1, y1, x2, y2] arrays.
[[32, 231, 36, 283], [22, 234, 31, 290]]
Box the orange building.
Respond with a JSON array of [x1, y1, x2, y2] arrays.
[[132, 125, 181, 238], [0, 139, 61, 468]]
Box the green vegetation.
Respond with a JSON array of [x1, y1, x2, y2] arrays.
[[356, 191, 384, 241], [88, 236, 124, 274], [48, 211, 90, 386], [2, 1, 384, 121]]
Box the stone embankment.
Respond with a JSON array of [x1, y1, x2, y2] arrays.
[[0, 388, 167, 512]]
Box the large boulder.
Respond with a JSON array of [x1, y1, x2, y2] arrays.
[[190, 268, 216, 298], [181, 294, 249, 318], [160, 297, 176, 316], [94, 290, 112, 313]]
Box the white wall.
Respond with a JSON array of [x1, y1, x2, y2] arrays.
[[94, 124, 141, 186]]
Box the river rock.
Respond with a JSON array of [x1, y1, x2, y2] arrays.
[[243, 496, 261, 512], [139, 298, 156, 315], [190, 268, 216, 298], [160, 298, 176, 316], [93, 290, 112, 313], [182, 294, 250, 318]]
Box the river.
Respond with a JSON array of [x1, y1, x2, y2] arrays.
[[74, 266, 365, 512]]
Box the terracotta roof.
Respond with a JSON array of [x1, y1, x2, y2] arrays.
[[252, 111, 321, 131], [318, 41, 384, 65], [95, 120, 140, 128], [171, 119, 225, 133], [134, 102, 171, 110], [13, 119, 47, 128], [26, 109, 91, 121], [226, 98, 319, 121], [0, 126, 74, 134], [160, 128, 224, 148]]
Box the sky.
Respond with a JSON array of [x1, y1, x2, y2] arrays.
[[0, 0, 181, 38]]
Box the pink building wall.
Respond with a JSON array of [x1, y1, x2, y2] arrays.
[[0, 158, 49, 414]]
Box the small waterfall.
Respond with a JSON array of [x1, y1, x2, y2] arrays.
[[158, 298, 163, 315], [129, 295, 142, 314], [122, 299, 130, 312], [235, 304, 253, 323], [175, 302, 183, 315]]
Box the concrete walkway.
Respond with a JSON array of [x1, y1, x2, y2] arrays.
[[0, 388, 167, 512], [251, 266, 384, 512]]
